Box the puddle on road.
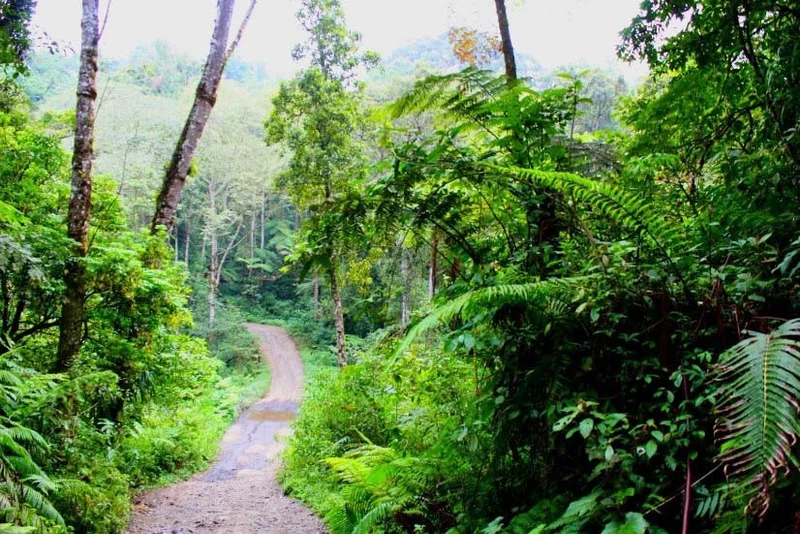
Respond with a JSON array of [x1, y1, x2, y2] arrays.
[[247, 410, 297, 422]]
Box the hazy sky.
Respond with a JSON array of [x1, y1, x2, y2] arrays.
[[32, 0, 647, 78]]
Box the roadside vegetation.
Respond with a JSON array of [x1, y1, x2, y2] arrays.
[[1, 0, 798, 532]]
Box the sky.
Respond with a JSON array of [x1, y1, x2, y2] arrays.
[[32, 0, 647, 79]]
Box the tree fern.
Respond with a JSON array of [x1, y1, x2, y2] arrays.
[[325, 444, 433, 534], [389, 67, 506, 121], [351, 501, 396, 534], [397, 276, 594, 355], [0, 366, 62, 529], [485, 164, 688, 267], [713, 318, 800, 517]]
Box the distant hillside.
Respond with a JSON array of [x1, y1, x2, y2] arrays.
[[376, 33, 545, 80], [20, 42, 274, 106]]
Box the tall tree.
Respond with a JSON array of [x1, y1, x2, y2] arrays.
[[150, 0, 257, 234], [266, 0, 373, 366], [205, 175, 243, 331], [56, 0, 100, 371], [493, 0, 517, 81]]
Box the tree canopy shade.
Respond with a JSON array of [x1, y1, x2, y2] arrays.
[[619, 0, 800, 172], [0, 0, 35, 72]]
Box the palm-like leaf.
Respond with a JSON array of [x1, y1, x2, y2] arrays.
[[714, 318, 800, 517], [0, 371, 62, 528], [397, 276, 593, 355], [389, 67, 505, 121], [486, 164, 688, 263]]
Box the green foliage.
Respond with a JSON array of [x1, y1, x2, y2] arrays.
[[122, 41, 200, 97], [398, 276, 592, 354], [0, 0, 35, 75], [12, 1, 800, 533], [714, 319, 800, 517], [0, 86, 274, 532], [291, 0, 378, 85], [280, 0, 800, 526], [281, 341, 478, 534], [0, 368, 63, 531]]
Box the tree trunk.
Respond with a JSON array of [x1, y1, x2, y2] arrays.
[[260, 190, 265, 249], [249, 212, 255, 278], [493, 0, 517, 81], [57, 0, 100, 372], [184, 225, 191, 264], [428, 231, 439, 300], [209, 276, 217, 333], [208, 178, 219, 332], [400, 242, 410, 328], [329, 267, 346, 367], [150, 0, 236, 234], [313, 275, 320, 320]]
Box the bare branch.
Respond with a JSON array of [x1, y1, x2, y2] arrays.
[[98, 0, 113, 41], [226, 0, 259, 63]]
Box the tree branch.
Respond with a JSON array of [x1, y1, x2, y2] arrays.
[[225, 0, 258, 63]]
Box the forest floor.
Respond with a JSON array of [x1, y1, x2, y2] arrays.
[[126, 324, 326, 534]]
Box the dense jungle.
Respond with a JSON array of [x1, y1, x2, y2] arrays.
[[0, 0, 799, 532]]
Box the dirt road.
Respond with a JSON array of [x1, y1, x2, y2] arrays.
[[126, 324, 326, 534]]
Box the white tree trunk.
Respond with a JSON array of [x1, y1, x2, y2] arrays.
[[260, 190, 265, 249], [184, 220, 191, 264], [428, 231, 439, 300], [313, 275, 320, 320], [208, 177, 219, 331], [330, 267, 347, 367], [401, 245, 410, 328]]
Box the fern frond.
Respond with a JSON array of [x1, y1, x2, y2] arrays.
[[21, 474, 55, 494], [486, 164, 688, 262], [352, 501, 396, 534], [2, 426, 48, 453], [397, 276, 593, 355], [713, 318, 800, 517], [326, 457, 373, 485], [21, 486, 63, 525], [0, 371, 22, 388], [389, 67, 503, 119]]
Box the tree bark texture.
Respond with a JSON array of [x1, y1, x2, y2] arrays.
[[208, 178, 219, 331], [57, 0, 100, 372], [313, 275, 320, 320], [184, 220, 191, 264], [493, 0, 517, 81], [329, 268, 347, 367], [428, 231, 439, 300], [206, 177, 243, 333], [400, 243, 410, 328], [150, 0, 236, 233], [260, 191, 265, 249]]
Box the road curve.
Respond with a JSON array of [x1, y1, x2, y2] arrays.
[[126, 324, 326, 534]]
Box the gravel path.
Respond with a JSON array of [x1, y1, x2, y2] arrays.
[[126, 324, 326, 534]]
